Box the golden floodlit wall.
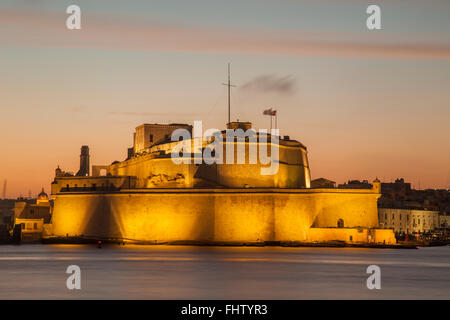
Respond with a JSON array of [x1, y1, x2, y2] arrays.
[[107, 137, 311, 189], [311, 191, 380, 228], [51, 188, 385, 243], [373, 229, 397, 244], [308, 228, 369, 243], [108, 156, 196, 188]]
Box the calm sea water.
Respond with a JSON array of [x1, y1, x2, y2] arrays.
[[0, 244, 449, 299]]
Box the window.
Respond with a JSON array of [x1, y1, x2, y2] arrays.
[[149, 134, 153, 142], [34, 223, 38, 230], [165, 134, 169, 140], [27, 223, 32, 230], [337, 219, 344, 228], [21, 223, 25, 230]]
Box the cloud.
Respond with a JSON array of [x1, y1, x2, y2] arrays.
[[108, 111, 203, 117], [1, 9, 450, 59], [240, 75, 296, 95], [68, 106, 87, 113]]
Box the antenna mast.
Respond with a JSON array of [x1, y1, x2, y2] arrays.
[[222, 63, 235, 125]]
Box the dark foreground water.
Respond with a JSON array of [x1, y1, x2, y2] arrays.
[[0, 244, 449, 299]]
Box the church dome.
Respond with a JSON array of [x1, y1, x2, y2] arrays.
[[38, 188, 48, 200]]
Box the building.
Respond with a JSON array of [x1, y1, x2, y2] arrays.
[[311, 178, 336, 189], [378, 208, 440, 234], [14, 189, 52, 242], [381, 178, 411, 200], [0, 199, 15, 241], [440, 214, 450, 231], [133, 123, 193, 155], [378, 178, 450, 211], [76, 146, 90, 176], [338, 180, 372, 189], [48, 121, 396, 245]]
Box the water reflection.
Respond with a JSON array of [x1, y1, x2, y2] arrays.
[[0, 244, 449, 299]]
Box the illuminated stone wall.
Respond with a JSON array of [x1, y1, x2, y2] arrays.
[[307, 228, 396, 244], [51, 176, 137, 194], [51, 187, 388, 243], [308, 228, 369, 243], [134, 123, 192, 154], [373, 229, 397, 244], [311, 191, 380, 228], [108, 156, 196, 188], [107, 140, 311, 189]]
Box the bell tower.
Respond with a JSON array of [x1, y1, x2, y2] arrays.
[[76, 146, 90, 176]]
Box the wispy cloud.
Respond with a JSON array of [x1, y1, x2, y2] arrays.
[[68, 106, 87, 113], [240, 75, 296, 95], [1, 8, 450, 59], [108, 111, 203, 117]]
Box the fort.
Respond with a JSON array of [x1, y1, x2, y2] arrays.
[[48, 121, 396, 245]]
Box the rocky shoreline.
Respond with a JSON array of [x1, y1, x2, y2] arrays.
[[33, 236, 424, 249]]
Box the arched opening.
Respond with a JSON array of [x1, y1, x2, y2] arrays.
[[99, 169, 107, 176], [337, 219, 344, 228]]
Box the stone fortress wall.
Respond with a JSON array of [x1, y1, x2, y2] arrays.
[[108, 122, 311, 189], [51, 187, 390, 244]]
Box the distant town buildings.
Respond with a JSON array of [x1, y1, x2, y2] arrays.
[[0, 188, 54, 243], [377, 178, 449, 234], [311, 176, 449, 235], [338, 180, 372, 189], [310, 178, 336, 189], [378, 208, 441, 234], [0, 199, 15, 241], [13, 188, 52, 242]]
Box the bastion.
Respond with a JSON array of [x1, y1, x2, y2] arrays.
[[49, 122, 396, 245]]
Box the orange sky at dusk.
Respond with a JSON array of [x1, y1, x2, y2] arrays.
[[0, 0, 449, 198]]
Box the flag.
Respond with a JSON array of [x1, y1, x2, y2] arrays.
[[263, 108, 277, 116], [263, 108, 272, 115]]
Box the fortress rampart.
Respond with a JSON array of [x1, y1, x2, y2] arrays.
[[48, 122, 396, 245], [51, 187, 389, 244]]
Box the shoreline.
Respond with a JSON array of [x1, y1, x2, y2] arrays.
[[6, 235, 450, 249], [35, 237, 420, 249]]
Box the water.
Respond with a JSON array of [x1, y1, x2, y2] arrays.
[[0, 244, 449, 299]]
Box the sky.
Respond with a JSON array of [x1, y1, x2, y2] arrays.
[[0, 0, 449, 198]]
